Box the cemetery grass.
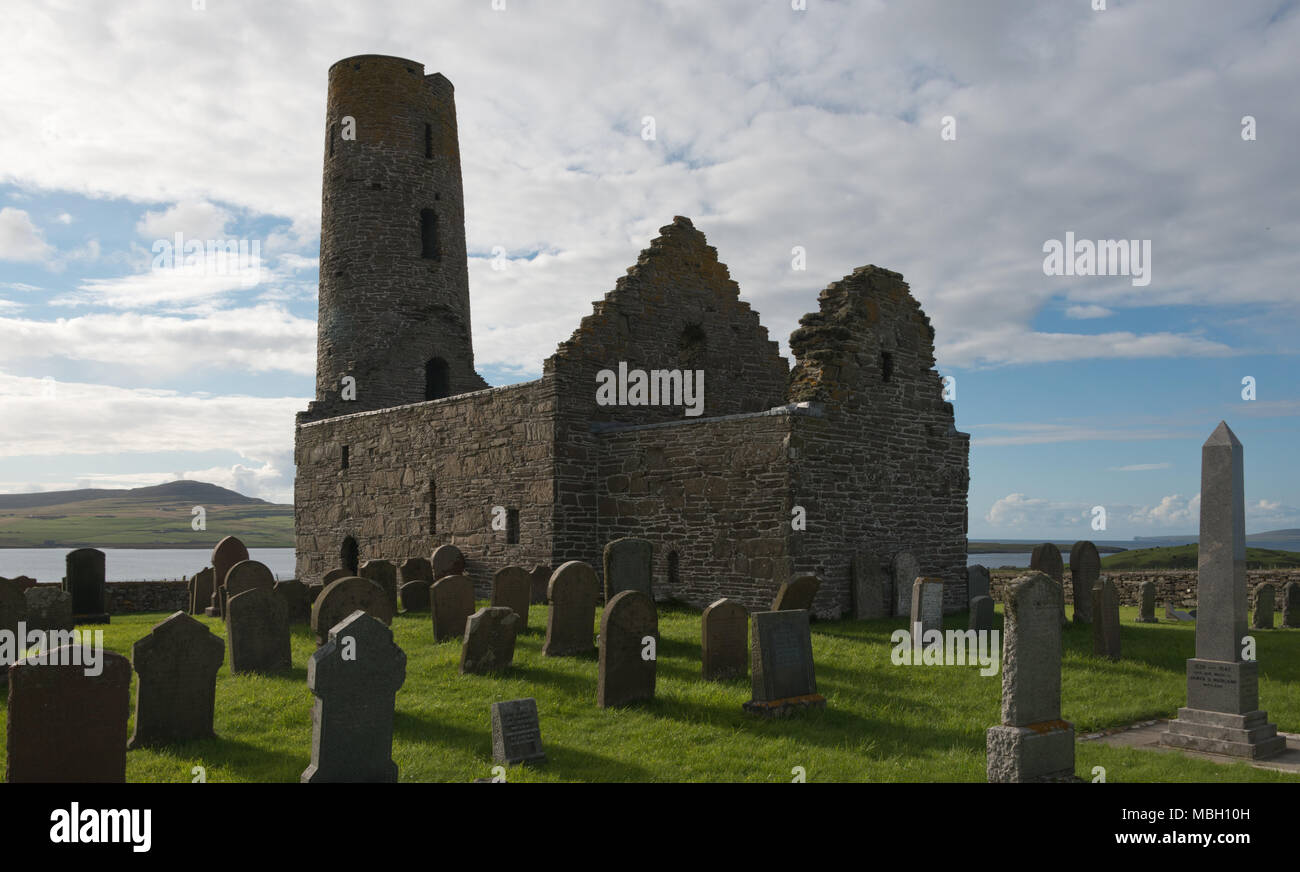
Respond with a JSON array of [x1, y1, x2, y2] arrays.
[[1, 605, 1297, 783]]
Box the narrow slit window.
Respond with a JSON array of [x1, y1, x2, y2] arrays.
[[506, 508, 520, 545], [341, 445, 349, 469], [329, 124, 335, 157], [420, 208, 439, 260], [881, 351, 894, 383], [429, 478, 437, 533], [424, 122, 433, 158], [341, 536, 358, 575], [667, 550, 680, 586]]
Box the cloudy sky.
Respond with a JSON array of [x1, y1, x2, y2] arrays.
[[0, 0, 1296, 540]]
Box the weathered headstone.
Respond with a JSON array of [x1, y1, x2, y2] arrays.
[[771, 574, 820, 612], [602, 537, 653, 602], [274, 579, 311, 625], [322, 568, 350, 586], [1069, 541, 1101, 624], [227, 587, 291, 674], [311, 576, 393, 646], [360, 559, 399, 613], [966, 564, 990, 602], [891, 551, 920, 617], [529, 564, 553, 605], [986, 571, 1077, 782], [1090, 577, 1121, 660], [302, 611, 406, 783], [0, 579, 28, 678], [850, 547, 888, 619], [224, 559, 275, 601], [64, 547, 109, 623], [190, 567, 214, 615], [1029, 542, 1066, 625], [23, 586, 72, 634], [1135, 580, 1158, 623], [1282, 581, 1300, 629], [398, 557, 434, 612], [6, 646, 131, 782], [491, 698, 545, 766], [460, 606, 519, 674], [542, 561, 599, 657], [702, 597, 747, 681], [744, 610, 825, 716], [597, 590, 657, 708], [910, 577, 944, 636], [207, 536, 249, 618], [431, 574, 476, 643], [431, 544, 466, 580], [129, 611, 225, 748], [491, 566, 532, 631], [969, 594, 994, 632], [1251, 583, 1275, 630], [1162, 422, 1286, 758]]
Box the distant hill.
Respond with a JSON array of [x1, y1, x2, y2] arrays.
[[0, 480, 293, 548], [1101, 544, 1300, 570], [1133, 529, 1300, 549]]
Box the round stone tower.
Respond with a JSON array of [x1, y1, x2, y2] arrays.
[[305, 54, 486, 420]]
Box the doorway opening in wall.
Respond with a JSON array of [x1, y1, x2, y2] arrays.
[[425, 357, 450, 401], [341, 536, 359, 575]]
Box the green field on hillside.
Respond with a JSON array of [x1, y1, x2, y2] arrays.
[[1100, 545, 1300, 570], [0, 498, 293, 548]]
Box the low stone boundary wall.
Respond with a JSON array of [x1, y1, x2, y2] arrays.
[[30, 580, 190, 615], [986, 569, 1300, 610]]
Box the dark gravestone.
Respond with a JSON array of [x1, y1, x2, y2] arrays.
[[1283, 581, 1300, 629], [431, 574, 476, 643], [227, 588, 291, 674], [275, 579, 312, 625], [969, 595, 994, 632], [1090, 578, 1121, 660], [602, 537, 653, 602], [702, 597, 747, 681], [966, 564, 990, 603], [398, 558, 434, 612], [24, 586, 72, 634], [224, 559, 275, 603], [910, 577, 944, 636], [0, 579, 28, 678], [597, 590, 657, 708], [302, 611, 406, 783], [1135, 580, 1158, 623], [529, 565, 553, 605], [1069, 541, 1101, 624], [850, 547, 888, 620], [129, 611, 225, 748], [891, 551, 920, 617], [491, 698, 545, 765], [491, 566, 532, 631], [360, 559, 399, 613], [64, 547, 108, 623], [986, 572, 1077, 782], [1162, 422, 1285, 759], [744, 610, 825, 716], [461, 606, 519, 674], [1029, 543, 1066, 625], [542, 561, 598, 657], [6, 646, 131, 782], [311, 576, 393, 646], [1251, 583, 1275, 630], [322, 568, 350, 586], [190, 567, 214, 615], [207, 536, 249, 618], [771, 574, 820, 612], [431, 544, 466, 580]]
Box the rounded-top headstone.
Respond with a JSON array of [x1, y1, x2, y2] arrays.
[[491, 566, 533, 631], [431, 544, 466, 581], [542, 561, 599, 657], [322, 568, 350, 586], [64, 547, 107, 616], [602, 537, 653, 601], [702, 597, 748, 681], [430, 574, 476, 642], [1001, 571, 1063, 727], [966, 564, 991, 602], [311, 576, 394, 645], [224, 559, 276, 599], [1030, 543, 1066, 625], [211, 537, 250, 585], [1068, 541, 1101, 624], [597, 590, 658, 708]]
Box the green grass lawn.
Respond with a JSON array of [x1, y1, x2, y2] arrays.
[[2, 604, 1297, 782]]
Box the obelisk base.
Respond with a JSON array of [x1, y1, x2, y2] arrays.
[[986, 720, 1080, 782], [1161, 708, 1286, 759]]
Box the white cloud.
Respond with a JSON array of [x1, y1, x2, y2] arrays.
[[1127, 493, 1201, 527], [0, 207, 54, 263], [1065, 304, 1114, 320], [56, 212, 72, 225], [135, 199, 233, 241]]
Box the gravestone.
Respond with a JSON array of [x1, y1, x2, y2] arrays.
[[986, 571, 1077, 782], [1162, 422, 1286, 758], [891, 551, 920, 617], [302, 611, 406, 783], [24, 586, 72, 634], [224, 559, 275, 601], [542, 561, 599, 657], [227, 587, 291, 674], [6, 646, 131, 782], [702, 597, 747, 681], [64, 547, 109, 623], [529, 565, 553, 605], [602, 537, 653, 601], [398, 557, 434, 612], [360, 559, 399, 612], [850, 547, 887, 619], [431, 574, 476, 643], [1069, 541, 1101, 624], [275, 579, 312, 625], [1135, 580, 1158, 623], [967, 564, 990, 603], [491, 698, 545, 765], [597, 590, 657, 708], [771, 575, 820, 612], [322, 568, 350, 586], [910, 577, 944, 636], [1029, 542, 1066, 625], [1090, 577, 1121, 660], [0, 579, 28, 678], [744, 610, 825, 716], [190, 567, 214, 615], [311, 576, 393, 646], [460, 606, 519, 674], [207, 536, 249, 618], [969, 595, 994, 632], [1250, 583, 1275, 630], [1282, 581, 1300, 629], [129, 611, 225, 748], [491, 566, 532, 631], [431, 544, 466, 580]]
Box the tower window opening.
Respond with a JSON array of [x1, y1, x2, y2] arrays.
[[341, 536, 359, 575], [420, 208, 440, 260], [506, 508, 520, 545], [424, 123, 433, 158], [667, 550, 680, 586], [425, 357, 450, 401], [329, 124, 335, 157], [341, 445, 349, 469], [881, 351, 894, 383]]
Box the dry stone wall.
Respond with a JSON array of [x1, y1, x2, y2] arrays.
[[987, 569, 1300, 610]]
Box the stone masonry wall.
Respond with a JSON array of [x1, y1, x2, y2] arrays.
[[986, 568, 1300, 610]]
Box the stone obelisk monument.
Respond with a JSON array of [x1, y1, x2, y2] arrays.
[[1161, 422, 1286, 758]]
